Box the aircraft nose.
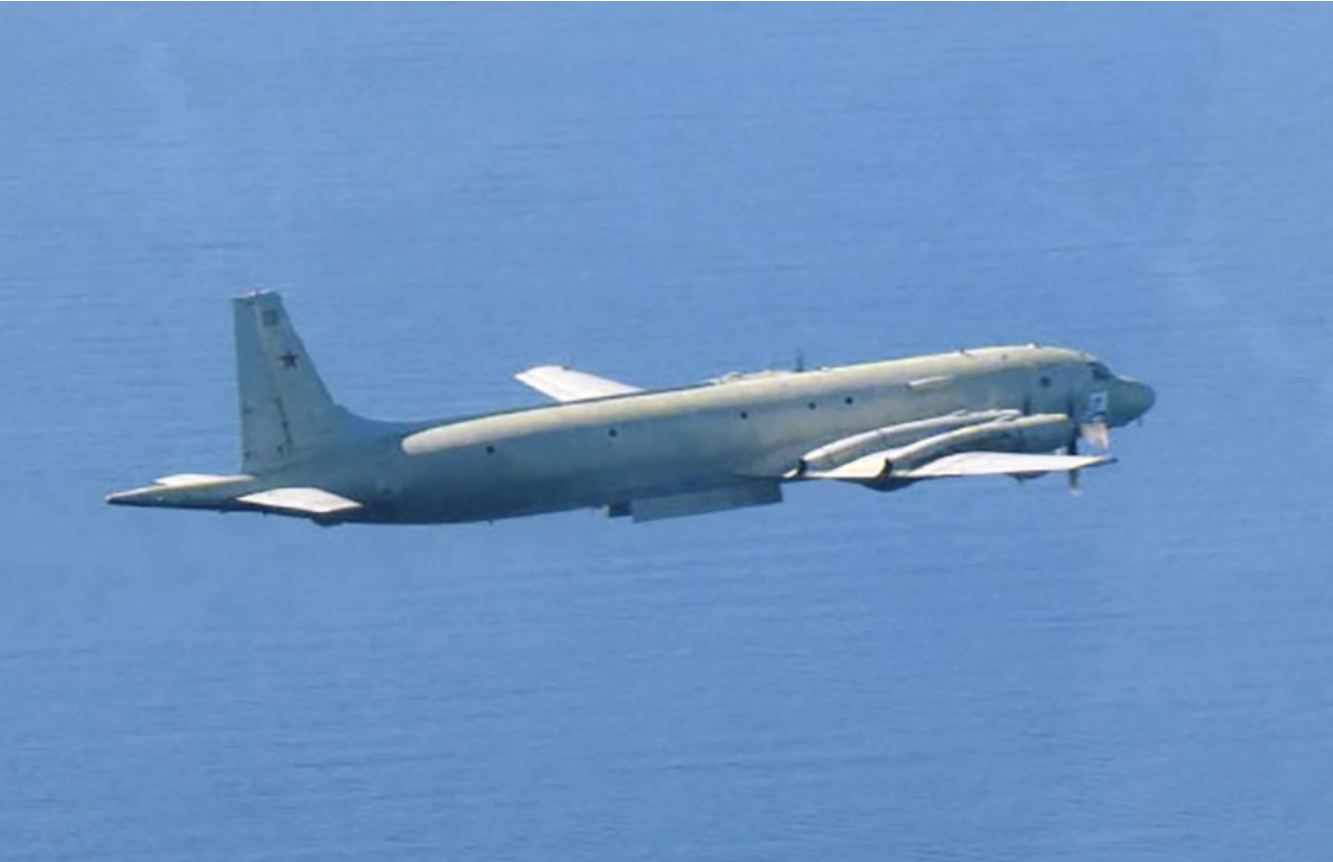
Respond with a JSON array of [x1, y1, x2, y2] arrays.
[[1113, 377, 1155, 424]]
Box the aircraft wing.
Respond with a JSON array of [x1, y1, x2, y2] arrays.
[[236, 487, 363, 515], [807, 450, 1113, 481], [782, 410, 1114, 483], [898, 451, 1113, 478], [514, 365, 643, 402]]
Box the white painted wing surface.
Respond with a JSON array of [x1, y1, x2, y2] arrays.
[[805, 450, 1113, 481], [153, 473, 252, 487], [804, 454, 894, 480], [236, 487, 363, 515], [896, 451, 1114, 479], [514, 365, 643, 402]]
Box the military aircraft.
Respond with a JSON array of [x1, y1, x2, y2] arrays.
[[107, 291, 1154, 525]]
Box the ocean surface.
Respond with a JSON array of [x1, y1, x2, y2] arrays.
[[2, 6, 1331, 861]]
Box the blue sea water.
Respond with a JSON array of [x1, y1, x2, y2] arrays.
[[2, 5, 1331, 861]]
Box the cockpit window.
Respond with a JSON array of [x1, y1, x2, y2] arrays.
[[1089, 362, 1112, 382]]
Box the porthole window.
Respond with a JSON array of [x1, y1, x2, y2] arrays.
[[739, 411, 749, 420], [844, 396, 854, 405], [1039, 376, 1051, 389], [808, 402, 817, 410], [485, 445, 496, 454], [608, 428, 618, 438]]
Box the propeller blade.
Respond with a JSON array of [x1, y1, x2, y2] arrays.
[[1065, 415, 1082, 496], [1081, 421, 1111, 450]]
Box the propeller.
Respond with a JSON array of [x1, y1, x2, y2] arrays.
[[1063, 394, 1112, 496], [1065, 422, 1083, 496], [1082, 420, 1110, 450]]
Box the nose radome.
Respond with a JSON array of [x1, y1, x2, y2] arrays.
[[1115, 377, 1155, 423]]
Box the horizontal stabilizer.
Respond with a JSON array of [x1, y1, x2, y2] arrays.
[[515, 365, 642, 402], [236, 487, 363, 516], [107, 473, 256, 509], [153, 473, 252, 488]]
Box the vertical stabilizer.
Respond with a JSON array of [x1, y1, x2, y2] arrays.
[[233, 291, 345, 472]]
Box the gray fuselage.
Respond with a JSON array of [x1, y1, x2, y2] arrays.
[[301, 345, 1148, 524]]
